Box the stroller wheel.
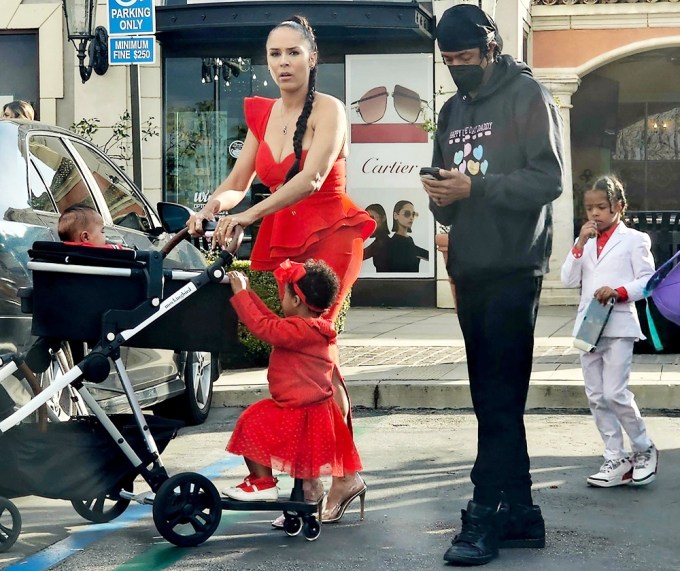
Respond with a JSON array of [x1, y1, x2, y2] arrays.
[[153, 472, 222, 547], [71, 476, 134, 524], [0, 497, 21, 553], [282, 513, 302, 537], [302, 516, 321, 542]]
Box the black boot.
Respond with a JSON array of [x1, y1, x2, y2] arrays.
[[443, 501, 499, 566], [498, 502, 545, 549]]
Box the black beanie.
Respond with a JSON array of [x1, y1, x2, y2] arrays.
[[436, 4, 501, 53]]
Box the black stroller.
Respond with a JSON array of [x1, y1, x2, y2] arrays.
[[0, 227, 322, 552]]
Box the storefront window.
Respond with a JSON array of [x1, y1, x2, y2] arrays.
[[571, 48, 680, 217], [164, 57, 345, 213], [611, 102, 680, 211], [164, 57, 249, 210], [0, 33, 39, 119]]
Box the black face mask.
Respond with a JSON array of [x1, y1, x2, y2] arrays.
[[448, 64, 485, 96]]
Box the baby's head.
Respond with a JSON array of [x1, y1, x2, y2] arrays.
[[274, 259, 339, 317], [58, 204, 106, 246]]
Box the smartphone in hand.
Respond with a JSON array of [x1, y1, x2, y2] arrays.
[[419, 167, 444, 180]]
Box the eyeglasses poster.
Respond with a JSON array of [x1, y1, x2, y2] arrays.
[[346, 53, 434, 278]]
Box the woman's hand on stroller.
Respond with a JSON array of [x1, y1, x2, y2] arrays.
[[187, 199, 221, 237], [227, 271, 249, 294], [211, 211, 255, 251]]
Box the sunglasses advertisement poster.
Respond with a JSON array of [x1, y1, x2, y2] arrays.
[[346, 53, 434, 278]]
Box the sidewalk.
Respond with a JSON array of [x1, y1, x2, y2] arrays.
[[213, 305, 680, 411]]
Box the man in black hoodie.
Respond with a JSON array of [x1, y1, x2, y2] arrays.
[[422, 4, 565, 567]]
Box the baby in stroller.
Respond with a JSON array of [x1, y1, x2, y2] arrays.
[[58, 203, 126, 249], [223, 259, 363, 511]]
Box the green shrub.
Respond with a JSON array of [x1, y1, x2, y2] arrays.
[[205, 253, 350, 369]]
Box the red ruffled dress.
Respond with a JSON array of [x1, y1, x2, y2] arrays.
[[245, 97, 376, 321], [226, 289, 363, 479]]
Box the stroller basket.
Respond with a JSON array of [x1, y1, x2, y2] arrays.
[[0, 414, 181, 501], [23, 242, 238, 353]]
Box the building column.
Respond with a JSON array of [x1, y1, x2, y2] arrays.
[[534, 72, 581, 305]]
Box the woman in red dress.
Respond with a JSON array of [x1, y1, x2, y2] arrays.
[[187, 15, 374, 523], [223, 260, 363, 515]]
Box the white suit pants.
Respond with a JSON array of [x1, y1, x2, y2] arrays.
[[580, 337, 651, 460]]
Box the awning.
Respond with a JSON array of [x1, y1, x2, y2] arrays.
[[156, 1, 434, 58]]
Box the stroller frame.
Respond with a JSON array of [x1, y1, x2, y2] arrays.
[[0, 231, 321, 550]]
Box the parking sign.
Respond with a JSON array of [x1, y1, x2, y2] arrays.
[[109, 36, 156, 65], [108, 0, 156, 36]]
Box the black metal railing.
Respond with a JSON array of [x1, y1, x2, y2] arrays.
[[624, 210, 680, 266]]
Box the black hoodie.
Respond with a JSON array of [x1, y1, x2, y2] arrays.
[[430, 55, 564, 284]]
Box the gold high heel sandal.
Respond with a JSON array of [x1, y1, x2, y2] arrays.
[[321, 478, 367, 524]]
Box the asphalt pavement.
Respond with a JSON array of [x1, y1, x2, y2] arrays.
[[4, 408, 679, 571], [3, 308, 680, 570], [214, 305, 680, 412]]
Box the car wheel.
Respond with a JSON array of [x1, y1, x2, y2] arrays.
[[156, 351, 215, 426], [38, 341, 80, 421]]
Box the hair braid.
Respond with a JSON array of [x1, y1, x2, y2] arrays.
[[284, 67, 316, 183]]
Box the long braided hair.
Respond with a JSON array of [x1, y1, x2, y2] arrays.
[[269, 16, 318, 184]]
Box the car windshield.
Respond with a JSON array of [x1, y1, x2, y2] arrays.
[[0, 122, 31, 216]]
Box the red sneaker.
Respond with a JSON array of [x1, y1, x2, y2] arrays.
[[223, 476, 279, 501]]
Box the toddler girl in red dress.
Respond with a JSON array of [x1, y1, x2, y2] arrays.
[[222, 259, 363, 506]]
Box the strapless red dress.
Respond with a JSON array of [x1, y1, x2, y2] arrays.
[[245, 96, 375, 271]]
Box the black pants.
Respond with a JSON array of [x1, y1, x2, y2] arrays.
[[455, 273, 543, 508]]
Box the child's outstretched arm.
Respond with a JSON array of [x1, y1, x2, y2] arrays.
[[227, 272, 309, 348]]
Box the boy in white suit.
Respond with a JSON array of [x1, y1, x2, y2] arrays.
[[561, 175, 658, 488]]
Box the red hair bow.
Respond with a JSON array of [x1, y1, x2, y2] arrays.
[[273, 259, 325, 314], [273, 259, 307, 284]]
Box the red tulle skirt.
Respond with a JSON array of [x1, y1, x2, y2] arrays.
[[226, 397, 363, 479]]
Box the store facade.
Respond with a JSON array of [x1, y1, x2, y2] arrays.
[[3, 0, 679, 307]]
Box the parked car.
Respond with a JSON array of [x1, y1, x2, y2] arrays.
[[0, 118, 223, 425]]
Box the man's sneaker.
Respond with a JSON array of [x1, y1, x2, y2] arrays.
[[586, 458, 632, 488], [222, 476, 279, 501], [631, 444, 658, 486], [498, 502, 545, 549], [443, 501, 500, 566]]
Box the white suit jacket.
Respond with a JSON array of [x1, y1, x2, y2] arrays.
[[561, 222, 655, 338]]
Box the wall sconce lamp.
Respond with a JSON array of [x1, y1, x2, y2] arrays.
[[650, 120, 669, 135], [201, 58, 213, 84], [200, 57, 251, 87], [62, 0, 109, 83]]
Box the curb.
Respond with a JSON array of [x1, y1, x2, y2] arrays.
[[212, 378, 680, 412]]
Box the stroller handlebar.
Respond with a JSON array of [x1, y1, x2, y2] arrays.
[[160, 222, 244, 259]]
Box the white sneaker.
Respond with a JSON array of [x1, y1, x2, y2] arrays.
[[587, 458, 633, 487], [271, 514, 285, 529], [631, 444, 658, 486]]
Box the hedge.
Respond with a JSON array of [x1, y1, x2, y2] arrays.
[[205, 253, 350, 369]]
